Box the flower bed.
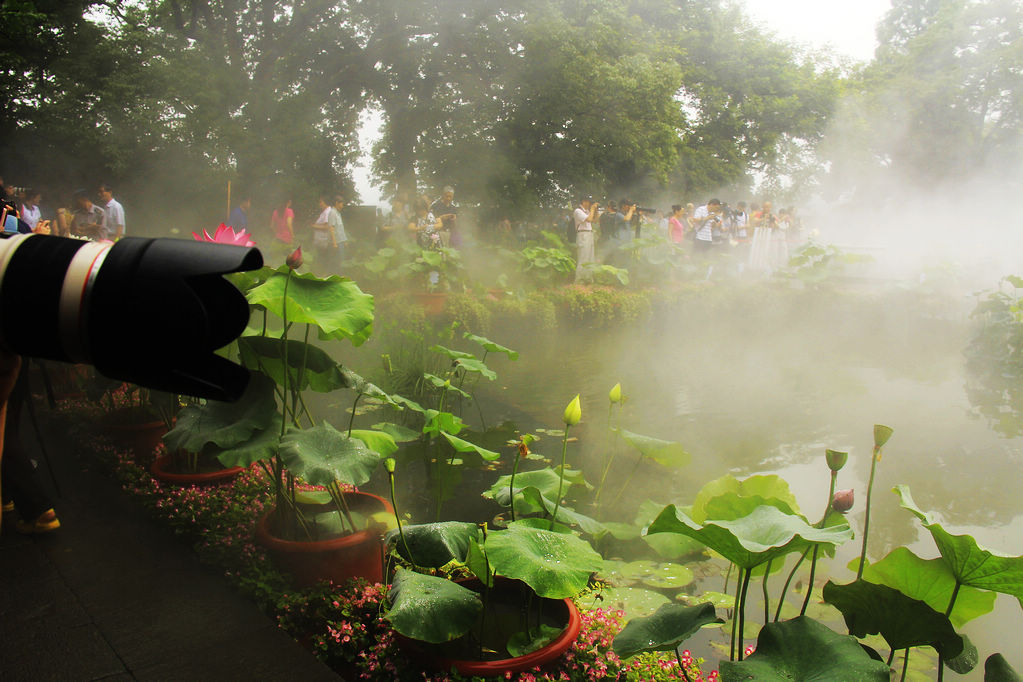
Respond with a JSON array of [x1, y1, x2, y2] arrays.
[[57, 401, 715, 681]]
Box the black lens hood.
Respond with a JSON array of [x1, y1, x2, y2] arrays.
[[87, 238, 262, 401]]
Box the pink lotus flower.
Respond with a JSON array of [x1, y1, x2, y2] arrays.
[[286, 246, 303, 270], [192, 223, 256, 247], [832, 488, 855, 513]]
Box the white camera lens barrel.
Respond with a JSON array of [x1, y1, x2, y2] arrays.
[[0, 234, 111, 363]]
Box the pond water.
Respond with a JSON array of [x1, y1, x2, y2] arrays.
[[332, 280, 1022, 677], [444, 283, 1023, 677]]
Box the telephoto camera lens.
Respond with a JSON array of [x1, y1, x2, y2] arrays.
[[0, 234, 262, 401]]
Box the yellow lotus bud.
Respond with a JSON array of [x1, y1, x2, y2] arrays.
[[609, 383, 622, 404], [384, 458, 396, 474], [563, 394, 582, 426]]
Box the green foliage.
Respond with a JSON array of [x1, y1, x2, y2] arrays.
[[163, 373, 277, 455], [485, 524, 603, 599], [384, 521, 482, 568], [279, 422, 381, 488], [237, 336, 347, 393], [987, 653, 1023, 682], [690, 474, 802, 523], [384, 569, 482, 644], [718, 616, 890, 681], [612, 602, 722, 658]]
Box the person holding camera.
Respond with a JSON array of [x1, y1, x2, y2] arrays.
[[70, 190, 107, 240], [574, 195, 599, 282], [691, 198, 723, 252]]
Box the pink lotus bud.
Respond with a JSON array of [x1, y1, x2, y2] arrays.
[[832, 489, 855, 514], [286, 246, 303, 270]]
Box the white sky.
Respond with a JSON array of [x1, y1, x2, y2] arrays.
[[353, 1, 893, 204]]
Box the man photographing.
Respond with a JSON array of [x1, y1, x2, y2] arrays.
[[691, 198, 723, 252]]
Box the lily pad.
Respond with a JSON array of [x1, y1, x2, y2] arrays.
[[822, 579, 964, 658], [485, 524, 603, 599], [428, 344, 476, 361], [677, 590, 735, 609], [423, 373, 471, 399], [718, 616, 890, 681], [618, 429, 690, 468], [247, 269, 374, 345], [371, 422, 421, 443], [895, 485, 1023, 606], [455, 357, 497, 380], [384, 569, 481, 644], [612, 602, 722, 658], [279, 421, 380, 487], [215, 416, 283, 468], [647, 503, 852, 570], [596, 587, 670, 620]]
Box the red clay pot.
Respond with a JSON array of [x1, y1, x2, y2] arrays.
[[101, 407, 168, 458], [399, 577, 582, 676], [150, 453, 244, 487], [256, 492, 392, 587], [413, 292, 448, 315]]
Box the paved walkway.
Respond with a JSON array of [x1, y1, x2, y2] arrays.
[[0, 402, 339, 681]]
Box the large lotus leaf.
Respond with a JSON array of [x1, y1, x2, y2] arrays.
[[703, 492, 802, 522], [822, 580, 964, 657], [216, 417, 283, 468], [464, 333, 519, 360], [279, 421, 380, 487], [247, 269, 374, 345], [423, 409, 465, 436], [718, 616, 890, 681], [507, 625, 561, 657], [895, 486, 1023, 605], [485, 525, 603, 599], [236, 336, 345, 392], [946, 634, 980, 675], [618, 429, 690, 468], [691, 474, 801, 523], [517, 486, 606, 535], [485, 467, 587, 508], [508, 518, 575, 534], [424, 373, 471, 399], [386, 521, 482, 568], [455, 357, 496, 380], [646, 504, 852, 570], [859, 547, 995, 627], [349, 429, 398, 457], [371, 422, 421, 443], [428, 344, 476, 361], [464, 537, 494, 587], [440, 431, 500, 462], [384, 569, 481, 644], [612, 602, 722, 659], [391, 394, 426, 414], [986, 654, 1023, 682], [163, 373, 277, 454]]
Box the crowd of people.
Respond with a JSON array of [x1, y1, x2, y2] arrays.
[[568, 195, 803, 281], [0, 178, 125, 241]]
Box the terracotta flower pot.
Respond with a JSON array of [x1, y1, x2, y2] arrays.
[[255, 491, 392, 587], [398, 577, 582, 676], [101, 407, 168, 458], [413, 292, 448, 315], [150, 453, 244, 487]]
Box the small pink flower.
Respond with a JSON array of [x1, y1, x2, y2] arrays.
[[192, 223, 256, 247], [286, 246, 303, 269]]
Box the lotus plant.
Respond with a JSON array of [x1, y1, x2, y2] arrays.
[[192, 223, 257, 247]]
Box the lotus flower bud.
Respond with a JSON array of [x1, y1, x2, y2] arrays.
[[832, 489, 854, 514], [825, 449, 848, 472], [384, 458, 396, 474], [609, 383, 622, 404], [563, 394, 582, 426], [286, 246, 303, 270]]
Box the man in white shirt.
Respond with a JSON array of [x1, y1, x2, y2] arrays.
[[98, 183, 125, 240], [692, 198, 723, 252], [573, 195, 599, 282]]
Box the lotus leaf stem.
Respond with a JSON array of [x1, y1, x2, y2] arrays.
[[857, 443, 883, 580], [292, 324, 312, 426], [900, 649, 910, 682], [737, 567, 752, 661], [762, 559, 772, 624], [387, 468, 412, 564], [887, 648, 896, 666], [675, 647, 693, 682], [509, 443, 523, 523], [330, 482, 358, 536], [609, 452, 644, 507], [594, 403, 616, 505], [280, 270, 292, 439], [348, 392, 362, 437], [937, 581, 961, 682], [550, 424, 571, 531]]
